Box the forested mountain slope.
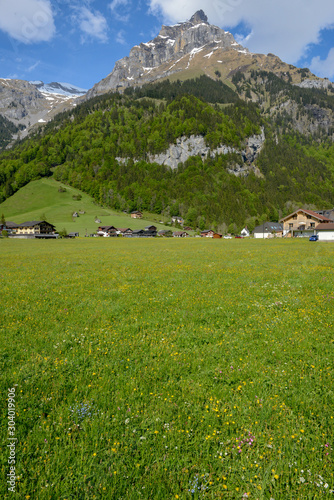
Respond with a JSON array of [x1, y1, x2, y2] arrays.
[[0, 76, 333, 232]]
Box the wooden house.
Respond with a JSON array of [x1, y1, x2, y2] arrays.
[[97, 225, 117, 237], [173, 231, 189, 238], [280, 209, 332, 237], [15, 221, 56, 235], [117, 228, 133, 237], [200, 230, 222, 238], [131, 211, 143, 219]]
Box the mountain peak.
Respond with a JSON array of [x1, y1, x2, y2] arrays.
[[189, 10, 208, 25]]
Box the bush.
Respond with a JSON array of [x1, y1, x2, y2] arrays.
[[58, 228, 68, 238]]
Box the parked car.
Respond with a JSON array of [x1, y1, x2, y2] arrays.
[[223, 235, 232, 239], [235, 235, 244, 239], [309, 235, 318, 241]]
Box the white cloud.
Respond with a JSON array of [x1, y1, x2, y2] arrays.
[[0, 0, 55, 44], [116, 29, 127, 45], [27, 60, 41, 72], [76, 7, 108, 43], [148, 0, 334, 64], [310, 48, 334, 80], [109, 0, 131, 23]]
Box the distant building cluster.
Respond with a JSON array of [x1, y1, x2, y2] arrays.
[[1, 220, 58, 239], [2, 208, 334, 241]]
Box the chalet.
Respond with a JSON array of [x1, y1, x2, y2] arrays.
[[280, 209, 332, 237], [253, 222, 283, 239], [200, 230, 222, 238], [131, 211, 143, 219], [117, 228, 133, 237], [315, 222, 334, 241], [97, 226, 117, 237], [97, 225, 117, 237], [10, 220, 58, 239], [173, 231, 189, 238], [145, 225, 157, 231]]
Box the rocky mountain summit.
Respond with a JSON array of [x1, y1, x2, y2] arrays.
[[85, 10, 246, 98], [85, 10, 331, 100]]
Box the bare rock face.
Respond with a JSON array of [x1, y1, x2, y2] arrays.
[[0, 78, 81, 145], [85, 10, 245, 98], [117, 128, 265, 176]]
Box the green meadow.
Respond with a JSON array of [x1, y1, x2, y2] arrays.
[[0, 178, 174, 235], [0, 238, 333, 499]]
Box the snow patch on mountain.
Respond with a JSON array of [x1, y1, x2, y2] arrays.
[[30, 81, 87, 97]]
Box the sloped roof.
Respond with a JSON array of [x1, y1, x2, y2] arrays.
[[316, 223, 334, 230], [280, 209, 332, 223], [253, 222, 283, 233], [19, 220, 55, 228]]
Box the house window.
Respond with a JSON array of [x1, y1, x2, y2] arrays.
[[310, 223, 315, 228], [293, 215, 297, 220], [289, 223, 293, 228]]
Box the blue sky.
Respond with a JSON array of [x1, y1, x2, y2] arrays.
[[0, 0, 333, 90]]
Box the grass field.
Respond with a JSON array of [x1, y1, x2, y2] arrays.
[[0, 238, 333, 499], [0, 178, 175, 235]]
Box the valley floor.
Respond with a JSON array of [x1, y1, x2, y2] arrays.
[[0, 239, 333, 498]]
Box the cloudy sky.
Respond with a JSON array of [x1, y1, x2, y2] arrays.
[[0, 0, 333, 90]]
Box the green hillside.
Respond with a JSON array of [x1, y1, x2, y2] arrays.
[[0, 178, 176, 235], [0, 76, 334, 231]]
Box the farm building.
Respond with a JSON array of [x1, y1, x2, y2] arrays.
[[131, 211, 143, 219]]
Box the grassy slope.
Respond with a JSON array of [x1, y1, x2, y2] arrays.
[[0, 178, 177, 235]]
